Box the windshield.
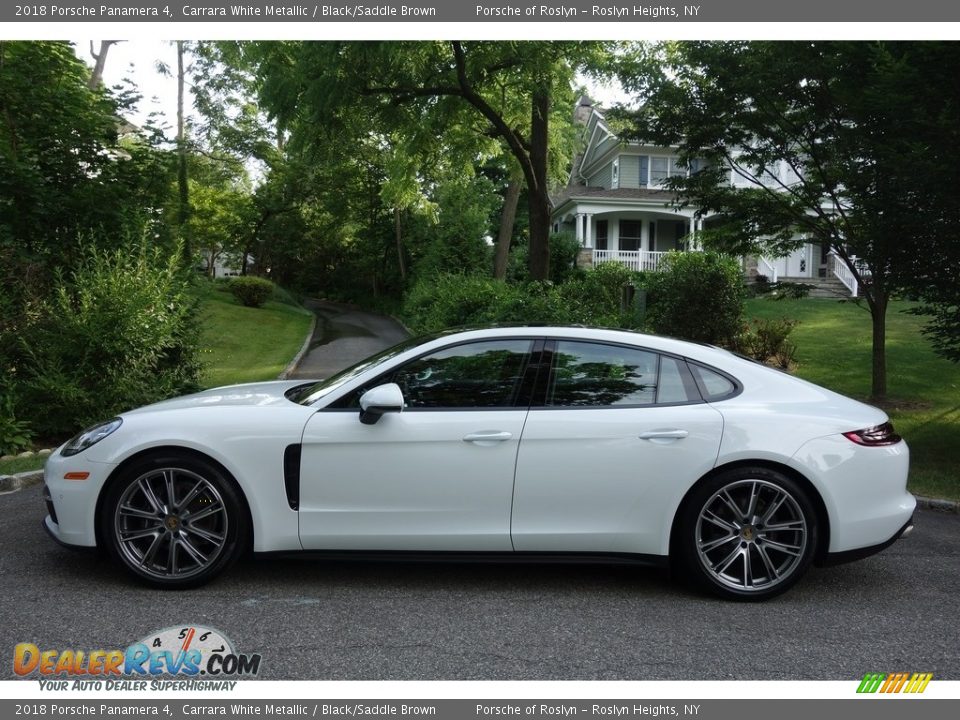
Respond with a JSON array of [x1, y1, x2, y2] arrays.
[[292, 332, 443, 406]]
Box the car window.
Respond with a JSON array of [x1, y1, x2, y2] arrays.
[[545, 341, 701, 407], [689, 363, 738, 401], [334, 339, 534, 410]]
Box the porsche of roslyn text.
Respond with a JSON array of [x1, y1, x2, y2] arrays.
[[42, 327, 915, 600]]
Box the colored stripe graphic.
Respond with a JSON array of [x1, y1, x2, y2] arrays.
[[857, 672, 932, 694]]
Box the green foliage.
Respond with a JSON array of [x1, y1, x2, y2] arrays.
[[0, 395, 33, 456], [18, 240, 202, 437], [733, 318, 799, 369], [509, 231, 587, 283], [402, 263, 646, 334], [911, 304, 960, 364], [770, 281, 813, 300], [229, 276, 274, 308], [645, 251, 745, 345]]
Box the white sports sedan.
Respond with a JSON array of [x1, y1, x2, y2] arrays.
[[42, 327, 915, 600]]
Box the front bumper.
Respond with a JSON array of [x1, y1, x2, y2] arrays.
[[42, 449, 116, 548]]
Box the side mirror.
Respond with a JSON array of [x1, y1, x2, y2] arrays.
[[358, 383, 404, 425]]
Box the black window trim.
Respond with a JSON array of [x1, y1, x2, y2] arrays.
[[531, 338, 708, 411], [321, 336, 544, 412]]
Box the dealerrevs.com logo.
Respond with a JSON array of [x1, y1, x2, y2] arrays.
[[14, 625, 261, 691]]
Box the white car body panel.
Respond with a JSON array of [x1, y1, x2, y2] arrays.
[[42, 327, 915, 569]]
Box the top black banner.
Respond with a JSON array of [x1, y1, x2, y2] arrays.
[[6, 0, 960, 22]]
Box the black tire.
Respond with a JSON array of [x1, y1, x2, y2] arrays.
[[100, 452, 249, 589], [676, 466, 818, 601]]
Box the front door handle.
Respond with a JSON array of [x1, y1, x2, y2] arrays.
[[463, 431, 513, 443], [638, 429, 689, 440]]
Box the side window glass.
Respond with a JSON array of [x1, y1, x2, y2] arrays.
[[389, 340, 533, 409], [657, 356, 700, 404], [548, 342, 658, 407], [689, 363, 737, 401]]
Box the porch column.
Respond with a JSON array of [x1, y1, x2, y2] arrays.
[[575, 213, 584, 246], [584, 213, 594, 249], [641, 220, 650, 252]]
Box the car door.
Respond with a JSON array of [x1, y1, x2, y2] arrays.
[[511, 339, 725, 556], [298, 338, 538, 551]]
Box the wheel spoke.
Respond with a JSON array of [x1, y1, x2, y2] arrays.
[[119, 503, 161, 521], [764, 519, 805, 532], [163, 470, 177, 510], [138, 478, 164, 514], [184, 524, 225, 545], [167, 537, 179, 575], [702, 509, 738, 532], [185, 504, 224, 523], [177, 479, 205, 510], [139, 533, 164, 568], [719, 489, 744, 520], [713, 543, 743, 576], [745, 481, 761, 520], [761, 537, 803, 556], [120, 525, 163, 542], [178, 535, 209, 566], [756, 543, 780, 580], [700, 532, 739, 553], [760, 491, 787, 525], [743, 546, 754, 587]]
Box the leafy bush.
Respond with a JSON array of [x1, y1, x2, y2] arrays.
[[733, 318, 799, 369], [19, 240, 202, 437], [645, 251, 745, 345], [402, 263, 647, 334], [508, 231, 588, 284], [0, 395, 33, 456], [229, 276, 274, 308], [771, 281, 813, 300]]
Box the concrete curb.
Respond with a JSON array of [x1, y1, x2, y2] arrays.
[[388, 313, 415, 338], [0, 469, 43, 494], [915, 495, 960, 513], [277, 312, 318, 380]]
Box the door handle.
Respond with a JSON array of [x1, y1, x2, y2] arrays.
[[638, 429, 689, 440], [463, 431, 513, 443]]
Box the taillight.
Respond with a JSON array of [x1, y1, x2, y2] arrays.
[[843, 422, 902, 446]]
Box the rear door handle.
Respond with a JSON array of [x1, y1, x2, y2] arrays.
[[638, 429, 689, 440], [463, 431, 513, 443]]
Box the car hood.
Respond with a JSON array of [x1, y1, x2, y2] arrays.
[[123, 380, 318, 414]]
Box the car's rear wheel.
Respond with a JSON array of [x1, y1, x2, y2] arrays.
[[101, 453, 248, 588], [677, 467, 818, 601]]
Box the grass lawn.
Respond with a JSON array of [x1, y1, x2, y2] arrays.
[[0, 455, 45, 475], [745, 297, 960, 500], [197, 282, 314, 389]]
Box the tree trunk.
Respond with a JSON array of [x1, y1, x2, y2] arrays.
[[493, 178, 521, 280], [527, 88, 551, 281], [87, 41, 118, 90], [176, 41, 191, 265], [394, 206, 406, 281], [870, 290, 888, 400]]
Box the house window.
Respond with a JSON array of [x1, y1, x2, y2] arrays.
[[596, 220, 608, 251], [649, 156, 687, 186], [611, 158, 619, 188], [619, 220, 642, 252]]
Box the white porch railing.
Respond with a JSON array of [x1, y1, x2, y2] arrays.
[[593, 249, 669, 272], [757, 256, 779, 283], [828, 252, 860, 297]]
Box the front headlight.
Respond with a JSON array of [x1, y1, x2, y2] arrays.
[[61, 418, 123, 457]]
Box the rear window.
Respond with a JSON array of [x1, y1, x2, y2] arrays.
[[689, 363, 739, 401]]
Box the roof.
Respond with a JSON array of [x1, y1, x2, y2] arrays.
[[551, 186, 677, 208]]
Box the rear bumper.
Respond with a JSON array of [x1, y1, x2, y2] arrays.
[[818, 516, 914, 567]]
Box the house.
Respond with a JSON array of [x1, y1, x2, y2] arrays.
[[552, 98, 856, 296]]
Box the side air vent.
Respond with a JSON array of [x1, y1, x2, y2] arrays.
[[283, 444, 301, 511]]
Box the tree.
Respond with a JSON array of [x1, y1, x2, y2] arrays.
[[618, 41, 960, 398], [252, 41, 607, 280]]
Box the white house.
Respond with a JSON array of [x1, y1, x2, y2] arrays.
[[552, 98, 855, 295]]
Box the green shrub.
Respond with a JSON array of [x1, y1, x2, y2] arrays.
[[733, 317, 799, 368], [645, 251, 745, 345], [0, 395, 33, 456], [770, 281, 814, 300], [229, 276, 274, 308], [19, 240, 202, 437]]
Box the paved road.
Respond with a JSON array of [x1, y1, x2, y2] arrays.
[[288, 299, 410, 380], [2, 481, 957, 680]]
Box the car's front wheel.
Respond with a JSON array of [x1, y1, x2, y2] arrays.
[[101, 453, 248, 588], [676, 467, 818, 601]]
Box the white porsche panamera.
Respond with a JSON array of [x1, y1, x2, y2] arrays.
[[42, 326, 915, 600]]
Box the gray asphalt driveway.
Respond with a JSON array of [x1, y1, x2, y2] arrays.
[[288, 299, 410, 380], [1, 480, 957, 680]]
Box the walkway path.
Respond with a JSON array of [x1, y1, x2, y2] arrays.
[[288, 299, 410, 380]]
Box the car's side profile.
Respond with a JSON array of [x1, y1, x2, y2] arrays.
[[42, 327, 915, 600]]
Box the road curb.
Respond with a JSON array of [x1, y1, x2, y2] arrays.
[[0, 469, 43, 494], [278, 312, 318, 380], [915, 495, 960, 513]]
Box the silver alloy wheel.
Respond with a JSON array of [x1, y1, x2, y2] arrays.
[[695, 479, 808, 592], [113, 467, 229, 580]]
